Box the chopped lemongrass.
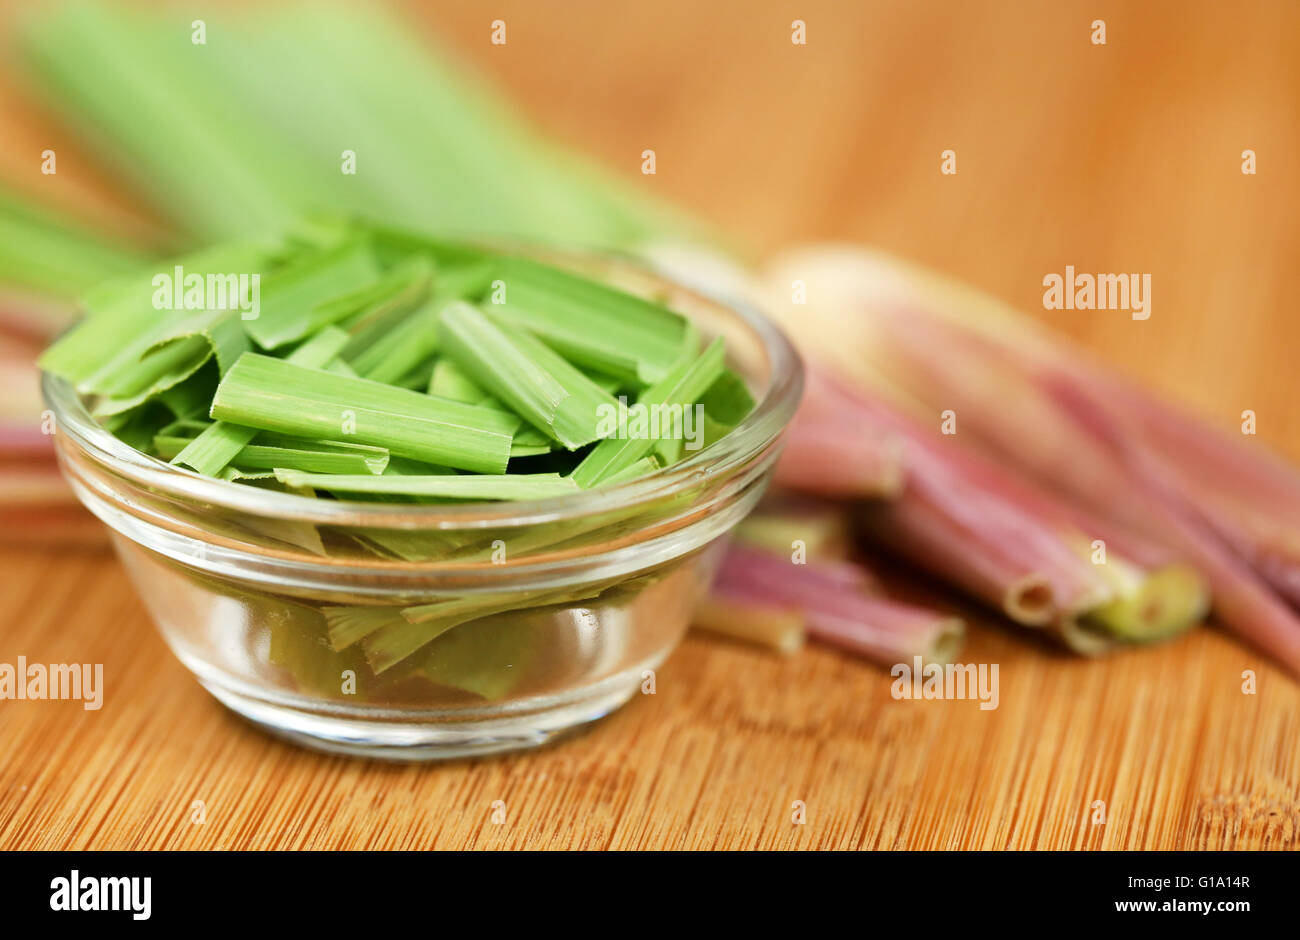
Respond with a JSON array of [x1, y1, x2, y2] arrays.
[[700, 369, 756, 425], [270, 469, 579, 500], [491, 255, 689, 382], [322, 605, 409, 651], [347, 302, 440, 383], [39, 239, 277, 391], [595, 456, 661, 486], [211, 354, 515, 473], [427, 357, 489, 403], [242, 238, 383, 348], [571, 337, 725, 487], [437, 301, 617, 449], [89, 307, 251, 416], [45, 223, 747, 516], [171, 326, 349, 475], [158, 436, 388, 475]]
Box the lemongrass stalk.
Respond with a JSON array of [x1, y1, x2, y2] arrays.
[[713, 544, 964, 665], [159, 436, 388, 475], [370, 586, 589, 674], [571, 338, 725, 486], [733, 497, 854, 561], [171, 326, 349, 475], [491, 255, 691, 382], [427, 357, 489, 403], [211, 354, 515, 473], [271, 470, 578, 501], [723, 542, 874, 596], [692, 593, 805, 654], [437, 302, 618, 449], [347, 302, 440, 384], [242, 238, 382, 348], [764, 247, 1292, 669], [773, 417, 904, 498]]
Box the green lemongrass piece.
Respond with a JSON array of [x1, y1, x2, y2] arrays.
[[337, 256, 436, 351], [325, 359, 360, 378], [596, 456, 662, 486], [507, 426, 558, 458], [366, 593, 547, 672], [40, 237, 278, 393], [156, 362, 218, 418], [330, 255, 433, 331], [412, 618, 540, 700], [492, 256, 688, 382], [438, 301, 617, 448], [89, 307, 251, 416], [427, 357, 488, 403], [271, 470, 578, 500], [375, 585, 595, 674], [211, 354, 515, 473], [158, 415, 213, 437], [382, 455, 454, 476], [268, 615, 368, 697], [322, 606, 409, 651], [1082, 563, 1210, 642], [349, 529, 463, 562], [348, 302, 440, 383], [510, 442, 554, 458], [363, 610, 473, 675], [655, 435, 684, 466], [110, 405, 169, 452], [158, 436, 388, 475], [233, 443, 388, 475], [172, 326, 349, 474], [585, 371, 626, 395], [701, 368, 756, 425], [242, 238, 382, 348], [571, 337, 726, 487]]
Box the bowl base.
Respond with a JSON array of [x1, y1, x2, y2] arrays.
[[196, 668, 651, 761]]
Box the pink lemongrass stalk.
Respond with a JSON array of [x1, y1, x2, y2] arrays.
[[692, 589, 805, 655], [713, 542, 965, 664], [732, 493, 855, 562], [764, 245, 1300, 673], [773, 417, 904, 498], [0, 422, 55, 457], [807, 367, 1207, 651]]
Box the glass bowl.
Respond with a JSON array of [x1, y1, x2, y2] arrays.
[[42, 249, 803, 759]]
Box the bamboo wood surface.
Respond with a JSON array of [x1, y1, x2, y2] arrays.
[[1, 0, 1298, 850]]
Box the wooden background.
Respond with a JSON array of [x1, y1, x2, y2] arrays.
[[1, 0, 1298, 849]]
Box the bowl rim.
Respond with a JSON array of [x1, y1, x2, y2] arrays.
[[42, 251, 803, 529]]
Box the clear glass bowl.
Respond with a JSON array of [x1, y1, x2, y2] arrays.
[[42, 249, 803, 759]]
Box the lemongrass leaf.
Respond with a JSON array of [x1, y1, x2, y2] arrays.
[[438, 301, 617, 449], [172, 326, 350, 474], [211, 354, 516, 473], [271, 469, 577, 500], [571, 337, 726, 486], [242, 238, 383, 348]]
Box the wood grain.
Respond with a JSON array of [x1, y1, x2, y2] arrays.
[[1, 0, 1298, 850]]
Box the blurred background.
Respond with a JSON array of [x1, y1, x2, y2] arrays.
[[1, 1, 1298, 850], [4, 0, 1298, 446]]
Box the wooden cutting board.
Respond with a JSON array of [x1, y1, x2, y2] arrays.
[[1, 0, 1297, 849]]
